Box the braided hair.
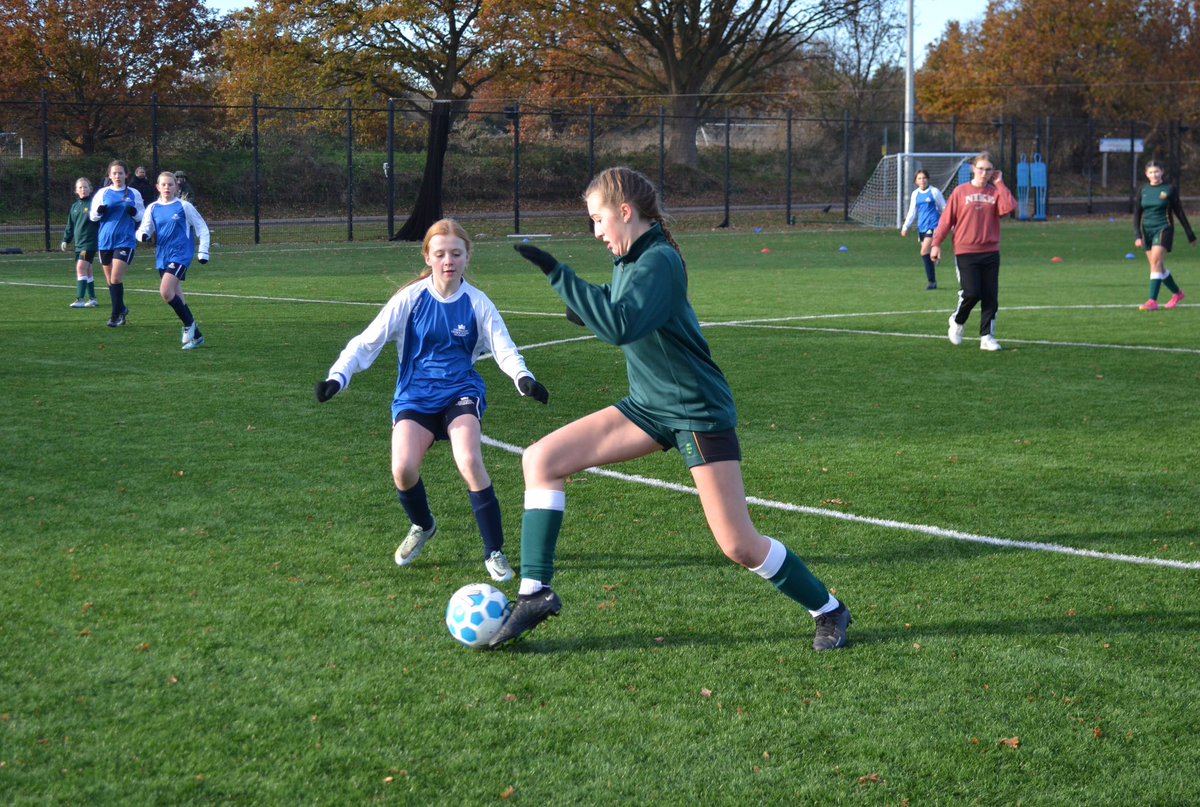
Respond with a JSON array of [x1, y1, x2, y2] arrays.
[[584, 167, 684, 269]]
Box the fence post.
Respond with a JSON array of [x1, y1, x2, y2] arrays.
[[719, 110, 731, 228], [842, 110, 850, 222], [658, 106, 666, 204], [511, 102, 520, 235], [346, 99, 354, 242], [1128, 120, 1136, 214], [786, 110, 794, 226], [252, 94, 261, 244], [41, 90, 51, 252], [1086, 118, 1093, 215], [387, 98, 395, 240], [151, 93, 159, 177]]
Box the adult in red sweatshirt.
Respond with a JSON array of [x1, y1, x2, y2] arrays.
[[931, 152, 1016, 351]]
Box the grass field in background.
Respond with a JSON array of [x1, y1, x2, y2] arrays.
[[2, 218, 1198, 805]]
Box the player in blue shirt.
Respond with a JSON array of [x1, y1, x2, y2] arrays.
[[89, 160, 144, 327], [136, 172, 211, 350], [900, 169, 947, 290], [314, 218, 550, 582]]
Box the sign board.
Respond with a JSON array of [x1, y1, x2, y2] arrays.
[[1099, 138, 1144, 153]]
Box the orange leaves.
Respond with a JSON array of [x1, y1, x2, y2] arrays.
[[998, 736, 1020, 749]]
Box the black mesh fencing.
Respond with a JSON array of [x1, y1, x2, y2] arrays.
[[1, 95, 1197, 254]]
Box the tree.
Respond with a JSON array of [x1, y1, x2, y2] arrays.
[[0, 0, 220, 155], [217, 0, 538, 238], [544, 0, 861, 166]]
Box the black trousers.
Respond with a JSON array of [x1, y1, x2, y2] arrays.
[[952, 251, 1000, 337]]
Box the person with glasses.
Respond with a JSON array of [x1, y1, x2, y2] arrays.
[[930, 152, 1016, 351]]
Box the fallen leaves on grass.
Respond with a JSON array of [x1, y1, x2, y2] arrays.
[[501, 786, 516, 800], [998, 736, 1020, 749], [858, 773, 882, 785]]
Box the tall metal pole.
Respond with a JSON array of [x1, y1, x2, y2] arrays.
[[904, 0, 915, 156]]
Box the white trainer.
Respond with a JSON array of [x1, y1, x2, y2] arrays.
[[395, 520, 437, 566], [947, 316, 964, 346], [182, 322, 196, 345], [485, 550, 514, 583], [182, 334, 205, 351], [979, 334, 1002, 352]]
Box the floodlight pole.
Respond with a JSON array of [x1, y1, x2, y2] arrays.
[[904, 0, 915, 156], [900, 0, 915, 229]]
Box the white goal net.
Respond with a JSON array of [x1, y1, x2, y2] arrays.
[[849, 153, 975, 229]]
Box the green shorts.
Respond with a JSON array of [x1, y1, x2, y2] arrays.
[[615, 398, 741, 469], [1143, 226, 1174, 252]]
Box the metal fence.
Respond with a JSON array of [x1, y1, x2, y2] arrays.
[[1, 94, 1196, 253]]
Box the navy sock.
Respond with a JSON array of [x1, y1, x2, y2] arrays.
[[469, 485, 504, 557], [922, 254, 937, 283], [397, 478, 434, 530], [167, 295, 195, 328], [110, 282, 124, 317]]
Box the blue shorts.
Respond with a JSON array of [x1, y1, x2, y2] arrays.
[[393, 396, 482, 441]]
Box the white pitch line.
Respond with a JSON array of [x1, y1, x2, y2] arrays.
[[480, 435, 1200, 571]]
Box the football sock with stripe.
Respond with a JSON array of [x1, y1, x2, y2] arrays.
[[1149, 273, 1163, 300], [469, 484, 504, 557], [76, 279, 87, 299], [518, 489, 566, 590], [1162, 271, 1180, 294], [396, 478, 434, 530], [86, 277, 95, 298], [751, 537, 832, 614]]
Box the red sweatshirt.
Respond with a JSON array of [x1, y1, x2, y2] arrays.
[[932, 181, 1016, 255]]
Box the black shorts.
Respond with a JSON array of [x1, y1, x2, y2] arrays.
[[393, 396, 482, 442], [75, 249, 97, 263], [158, 262, 190, 281], [99, 247, 135, 266]]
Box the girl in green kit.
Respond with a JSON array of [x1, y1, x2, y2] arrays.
[[1134, 160, 1195, 310], [491, 166, 851, 652], [61, 177, 100, 308]]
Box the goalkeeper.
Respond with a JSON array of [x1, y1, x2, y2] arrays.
[[490, 166, 851, 652], [314, 219, 549, 583]]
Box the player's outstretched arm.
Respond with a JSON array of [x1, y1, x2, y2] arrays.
[[514, 244, 559, 275]]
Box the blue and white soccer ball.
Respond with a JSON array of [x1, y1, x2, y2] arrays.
[[445, 583, 511, 648]]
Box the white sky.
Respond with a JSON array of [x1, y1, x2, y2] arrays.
[[202, 0, 992, 69]]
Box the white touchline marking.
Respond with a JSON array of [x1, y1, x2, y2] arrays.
[[480, 435, 1200, 571]]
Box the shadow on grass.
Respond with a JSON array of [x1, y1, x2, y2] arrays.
[[491, 608, 1200, 655]]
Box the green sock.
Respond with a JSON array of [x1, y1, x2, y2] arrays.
[[76, 279, 87, 299], [520, 508, 565, 587], [87, 280, 95, 298], [768, 547, 830, 611], [1149, 278, 1163, 300], [1163, 273, 1180, 293]]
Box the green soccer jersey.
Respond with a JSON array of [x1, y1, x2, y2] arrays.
[[549, 224, 737, 432], [62, 198, 99, 252], [1135, 182, 1196, 242]]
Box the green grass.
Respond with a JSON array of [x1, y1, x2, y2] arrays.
[[2, 218, 1198, 805]]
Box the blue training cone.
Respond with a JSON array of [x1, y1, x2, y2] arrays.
[[838, 245, 848, 252], [1125, 253, 1136, 259]]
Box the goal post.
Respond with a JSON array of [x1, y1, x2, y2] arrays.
[[849, 153, 976, 229]]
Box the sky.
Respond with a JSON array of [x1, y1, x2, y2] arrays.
[[202, 0, 992, 68]]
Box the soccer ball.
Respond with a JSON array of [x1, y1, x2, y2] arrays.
[[445, 583, 511, 648]]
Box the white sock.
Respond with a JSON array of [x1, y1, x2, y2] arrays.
[[518, 578, 544, 597]]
